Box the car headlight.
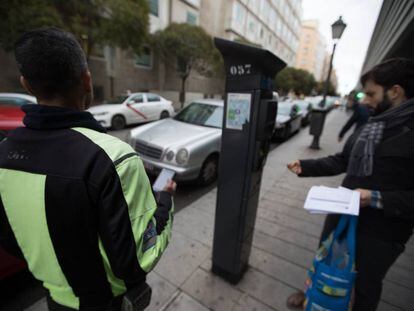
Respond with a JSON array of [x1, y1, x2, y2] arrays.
[[165, 150, 175, 161], [94, 111, 109, 116], [176, 148, 189, 165]]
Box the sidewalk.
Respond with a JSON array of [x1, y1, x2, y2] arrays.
[[28, 109, 414, 311]]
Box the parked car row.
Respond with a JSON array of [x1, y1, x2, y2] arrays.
[[128, 97, 318, 185], [272, 101, 302, 141]]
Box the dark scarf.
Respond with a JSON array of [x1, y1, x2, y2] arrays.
[[22, 104, 106, 133], [347, 98, 414, 177]]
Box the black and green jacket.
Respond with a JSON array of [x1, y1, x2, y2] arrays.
[[0, 105, 173, 309]]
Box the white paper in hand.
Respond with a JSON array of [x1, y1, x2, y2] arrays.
[[304, 186, 360, 216], [153, 169, 175, 192]]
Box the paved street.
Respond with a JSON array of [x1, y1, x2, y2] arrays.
[[5, 109, 414, 311]]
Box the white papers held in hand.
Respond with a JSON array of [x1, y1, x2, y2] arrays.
[[153, 168, 175, 192], [304, 186, 360, 216]]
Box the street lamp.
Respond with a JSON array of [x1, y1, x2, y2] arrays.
[[310, 16, 347, 149]]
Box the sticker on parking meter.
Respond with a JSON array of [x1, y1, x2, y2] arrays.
[[226, 93, 251, 130]]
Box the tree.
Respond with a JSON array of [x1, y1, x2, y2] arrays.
[[0, 0, 149, 60], [275, 67, 317, 96], [0, 0, 62, 51], [152, 23, 221, 108], [315, 80, 337, 96]]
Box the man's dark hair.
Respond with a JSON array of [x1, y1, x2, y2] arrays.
[[360, 58, 414, 99], [14, 27, 88, 100]]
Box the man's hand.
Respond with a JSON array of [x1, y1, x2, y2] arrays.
[[163, 179, 177, 194], [287, 160, 302, 175], [355, 188, 372, 208]]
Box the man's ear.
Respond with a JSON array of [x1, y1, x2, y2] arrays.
[[81, 70, 92, 93], [388, 84, 407, 102], [20, 76, 35, 95]]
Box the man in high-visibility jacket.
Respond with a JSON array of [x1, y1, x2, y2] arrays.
[[0, 27, 176, 310]]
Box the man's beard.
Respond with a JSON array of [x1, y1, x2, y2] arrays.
[[373, 93, 393, 116]]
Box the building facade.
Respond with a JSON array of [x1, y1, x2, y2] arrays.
[[295, 20, 326, 81], [360, 0, 414, 76], [202, 0, 302, 67], [0, 0, 303, 107]]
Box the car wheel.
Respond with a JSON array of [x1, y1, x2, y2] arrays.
[[197, 154, 219, 186], [160, 111, 170, 119], [111, 115, 126, 130]]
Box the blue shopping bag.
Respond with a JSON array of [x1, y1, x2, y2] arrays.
[[304, 215, 358, 311]]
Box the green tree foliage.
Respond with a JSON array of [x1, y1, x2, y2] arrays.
[[152, 23, 222, 107], [275, 67, 317, 96], [315, 80, 337, 96], [0, 0, 62, 51], [0, 0, 149, 59]]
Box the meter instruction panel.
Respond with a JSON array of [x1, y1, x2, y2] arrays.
[[226, 93, 251, 130]]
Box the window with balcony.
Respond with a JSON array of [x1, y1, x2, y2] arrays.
[[269, 8, 276, 27], [246, 14, 258, 41], [249, 0, 259, 14], [260, 0, 270, 23], [186, 11, 198, 25], [186, 0, 200, 7], [232, 2, 246, 32], [148, 0, 159, 17], [134, 46, 153, 68]]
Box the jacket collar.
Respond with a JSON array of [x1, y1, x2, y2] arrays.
[[22, 104, 106, 133]]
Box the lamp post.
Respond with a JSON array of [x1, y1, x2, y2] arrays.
[[310, 16, 347, 149]]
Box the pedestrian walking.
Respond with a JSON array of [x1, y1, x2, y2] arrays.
[[338, 91, 371, 142]]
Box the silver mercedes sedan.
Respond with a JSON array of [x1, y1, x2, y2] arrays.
[[129, 99, 223, 185]]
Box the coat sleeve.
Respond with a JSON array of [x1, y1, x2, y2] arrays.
[[0, 197, 24, 259], [299, 129, 358, 177], [381, 190, 414, 220], [93, 154, 173, 285], [338, 112, 357, 139], [299, 152, 348, 177]]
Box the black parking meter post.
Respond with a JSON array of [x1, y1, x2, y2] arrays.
[[309, 107, 328, 150], [212, 38, 286, 284]]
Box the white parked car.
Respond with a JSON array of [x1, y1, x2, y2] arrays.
[[129, 99, 223, 185], [88, 93, 174, 130]]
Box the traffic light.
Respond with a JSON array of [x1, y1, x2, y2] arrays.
[[356, 91, 364, 100]]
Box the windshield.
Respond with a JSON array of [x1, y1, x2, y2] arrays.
[[174, 102, 223, 128], [105, 96, 128, 105], [277, 104, 292, 116]]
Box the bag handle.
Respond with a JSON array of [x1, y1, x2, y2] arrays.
[[332, 215, 349, 241], [326, 215, 357, 272], [324, 215, 349, 263], [345, 216, 357, 271], [325, 215, 359, 272]]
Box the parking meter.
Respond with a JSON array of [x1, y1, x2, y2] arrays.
[[212, 38, 286, 284], [309, 107, 328, 149]]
